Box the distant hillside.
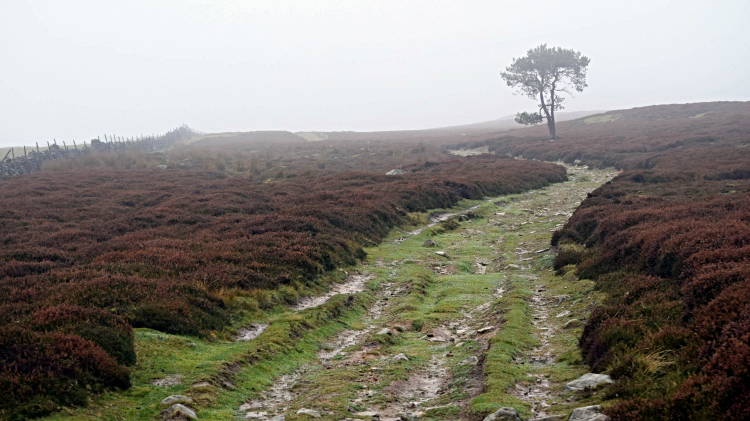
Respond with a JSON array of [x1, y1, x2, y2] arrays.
[[187, 131, 306, 148], [295, 110, 605, 144], [434, 110, 606, 132], [451, 101, 750, 169]]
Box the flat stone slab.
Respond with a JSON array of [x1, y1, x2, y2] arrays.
[[565, 373, 614, 392]]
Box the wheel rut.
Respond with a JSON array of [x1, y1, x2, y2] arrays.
[[230, 163, 616, 421]]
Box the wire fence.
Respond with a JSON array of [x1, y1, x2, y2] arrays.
[[0, 125, 201, 177]]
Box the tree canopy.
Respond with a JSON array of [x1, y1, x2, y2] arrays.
[[501, 44, 590, 140]]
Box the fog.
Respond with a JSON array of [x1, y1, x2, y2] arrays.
[[1, 0, 748, 147]]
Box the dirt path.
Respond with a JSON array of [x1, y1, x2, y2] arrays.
[[234, 163, 616, 421]]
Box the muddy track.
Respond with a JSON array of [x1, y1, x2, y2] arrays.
[[232, 162, 616, 421]]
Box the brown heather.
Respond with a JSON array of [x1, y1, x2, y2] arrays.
[[0, 153, 565, 418], [553, 148, 750, 420]]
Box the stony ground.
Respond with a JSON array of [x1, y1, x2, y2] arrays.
[[231, 163, 616, 421]]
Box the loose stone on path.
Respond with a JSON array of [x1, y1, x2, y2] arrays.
[[565, 374, 614, 392]]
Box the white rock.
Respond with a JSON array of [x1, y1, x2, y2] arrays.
[[435, 251, 448, 257], [160, 395, 193, 405], [268, 416, 286, 421], [391, 353, 409, 362], [296, 408, 321, 418], [569, 405, 611, 421], [565, 374, 614, 392], [245, 411, 268, 420], [556, 310, 571, 318], [483, 407, 522, 421], [476, 326, 494, 334], [376, 328, 394, 336], [462, 356, 479, 365], [353, 411, 380, 417]]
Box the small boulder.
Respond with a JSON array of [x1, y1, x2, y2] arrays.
[[476, 326, 494, 334], [422, 239, 437, 247], [156, 165, 168, 169], [245, 411, 268, 420], [556, 310, 571, 318], [568, 405, 611, 421], [565, 374, 614, 392], [160, 403, 197, 420], [530, 415, 566, 421], [461, 356, 479, 366], [483, 407, 522, 421], [268, 416, 286, 421], [376, 328, 394, 336], [296, 408, 321, 418], [435, 251, 448, 257], [160, 395, 193, 405], [354, 411, 379, 417], [391, 353, 409, 363]]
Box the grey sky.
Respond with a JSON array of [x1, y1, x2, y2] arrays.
[[1, 0, 748, 147]]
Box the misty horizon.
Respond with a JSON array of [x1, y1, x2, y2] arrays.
[[1, 0, 748, 147]]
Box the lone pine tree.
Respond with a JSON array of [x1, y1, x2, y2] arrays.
[[501, 44, 590, 140]]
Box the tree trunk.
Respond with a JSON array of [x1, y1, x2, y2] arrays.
[[547, 118, 556, 140]]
